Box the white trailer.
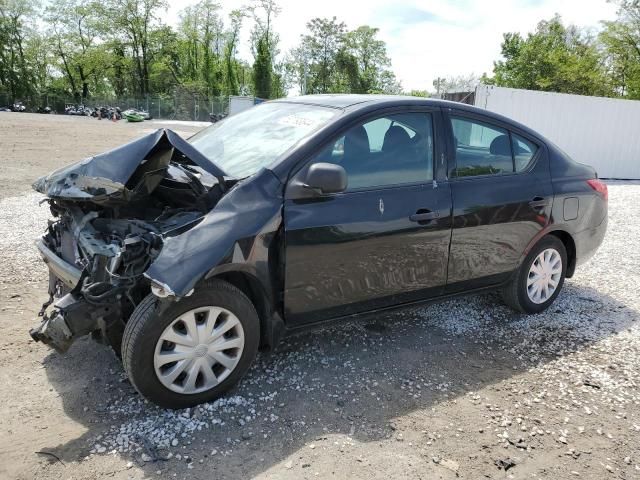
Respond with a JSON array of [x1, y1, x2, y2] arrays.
[[474, 85, 640, 179], [229, 96, 258, 116]]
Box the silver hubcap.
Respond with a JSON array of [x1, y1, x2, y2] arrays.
[[527, 248, 562, 304], [154, 307, 245, 394]]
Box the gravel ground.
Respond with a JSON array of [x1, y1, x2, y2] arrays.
[[0, 114, 638, 480]]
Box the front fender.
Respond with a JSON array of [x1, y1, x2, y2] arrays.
[[144, 169, 283, 298]]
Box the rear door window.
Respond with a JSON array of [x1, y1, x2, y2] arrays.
[[450, 117, 513, 177], [450, 116, 540, 178]]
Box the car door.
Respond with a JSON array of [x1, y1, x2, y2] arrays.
[[443, 110, 553, 292], [283, 108, 452, 326]]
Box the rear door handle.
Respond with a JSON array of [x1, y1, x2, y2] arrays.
[[529, 196, 550, 208], [410, 210, 439, 222]]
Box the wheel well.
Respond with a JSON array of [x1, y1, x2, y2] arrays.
[[548, 230, 577, 278], [212, 271, 273, 349]]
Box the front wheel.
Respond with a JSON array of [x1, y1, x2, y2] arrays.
[[122, 279, 260, 409], [502, 235, 567, 314]]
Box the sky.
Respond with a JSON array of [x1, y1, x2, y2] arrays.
[[166, 0, 619, 92]]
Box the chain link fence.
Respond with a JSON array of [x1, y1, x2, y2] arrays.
[[0, 91, 229, 121]]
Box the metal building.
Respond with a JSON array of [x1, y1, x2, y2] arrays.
[[474, 85, 640, 179]]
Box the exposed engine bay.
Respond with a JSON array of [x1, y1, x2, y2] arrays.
[[30, 129, 232, 353]]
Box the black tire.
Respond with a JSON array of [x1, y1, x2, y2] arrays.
[[501, 235, 567, 314], [122, 279, 260, 409]]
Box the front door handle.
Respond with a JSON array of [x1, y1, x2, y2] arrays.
[[410, 210, 439, 222], [529, 196, 550, 208]]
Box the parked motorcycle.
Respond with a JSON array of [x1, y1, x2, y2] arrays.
[[209, 112, 227, 123], [11, 102, 26, 112], [105, 106, 122, 121], [65, 104, 91, 116]]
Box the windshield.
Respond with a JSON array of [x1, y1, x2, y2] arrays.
[[189, 102, 339, 178]]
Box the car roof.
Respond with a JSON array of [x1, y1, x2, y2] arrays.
[[273, 93, 475, 110], [272, 94, 543, 140], [274, 94, 450, 109]]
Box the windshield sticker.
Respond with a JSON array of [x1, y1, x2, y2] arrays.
[[277, 115, 317, 128]]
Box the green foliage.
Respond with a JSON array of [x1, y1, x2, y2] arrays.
[[298, 17, 346, 94], [407, 89, 430, 98], [345, 26, 393, 93], [292, 18, 400, 95], [252, 33, 272, 98], [45, 0, 105, 101], [112, 0, 168, 96], [7, 2, 640, 106], [486, 15, 612, 96], [0, 0, 41, 101], [600, 1, 640, 98], [178, 0, 224, 96], [223, 9, 245, 97]]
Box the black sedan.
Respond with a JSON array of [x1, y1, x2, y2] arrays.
[[31, 95, 607, 408]]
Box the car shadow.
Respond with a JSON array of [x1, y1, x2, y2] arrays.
[[39, 281, 638, 477]]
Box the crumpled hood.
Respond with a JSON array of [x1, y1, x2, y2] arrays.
[[33, 129, 226, 205]]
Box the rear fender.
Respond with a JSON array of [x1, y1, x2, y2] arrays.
[[517, 226, 577, 277]]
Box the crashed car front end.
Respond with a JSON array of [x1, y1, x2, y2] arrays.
[[30, 129, 230, 353]]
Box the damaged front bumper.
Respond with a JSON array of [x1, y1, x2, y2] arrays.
[[30, 240, 117, 353], [36, 239, 81, 289], [30, 241, 82, 352], [29, 293, 103, 353]]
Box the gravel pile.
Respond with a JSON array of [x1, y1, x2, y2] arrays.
[[2, 183, 638, 475]]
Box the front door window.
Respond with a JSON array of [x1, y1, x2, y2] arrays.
[[311, 112, 434, 190]]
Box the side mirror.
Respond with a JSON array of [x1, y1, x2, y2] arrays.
[[304, 162, 347, 195]]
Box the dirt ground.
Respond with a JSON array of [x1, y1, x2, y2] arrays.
[[0, 113, 638, 480]]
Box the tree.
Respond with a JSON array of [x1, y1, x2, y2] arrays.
[[1, 4, 414, 106], [249, 0, 280, 56], [289, 45, 308, 95], [486, 15, 611, 96], [25, 30, 50, 98], [223, 9, 245, 96], [45, 0, 106, 101], [407, 89, 429, 97], [299, 17, 346, 93], [290, 20, 400, 95], [334, 47, 360, 92], [103, 0, 167, 96], [0, 0, 40, 102], [249, 0, 280, 98], [148, 25, 181, 95], [177, 0, 224, 96], [600, 1, 640, 98], [252, 33, 271, 98], [104, 39, 133, 97], [270, 58, 292, 97], [376, 69, 402, 94], [344, 26, 392, 93]]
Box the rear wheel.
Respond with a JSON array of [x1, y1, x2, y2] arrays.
[[122, 279, 260, 409], [502, 235, 567, 314]]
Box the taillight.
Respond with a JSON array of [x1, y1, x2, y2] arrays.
[[587, 179, 608, 201]]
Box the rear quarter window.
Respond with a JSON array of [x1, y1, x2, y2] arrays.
[[512, 133, 538, 171]]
